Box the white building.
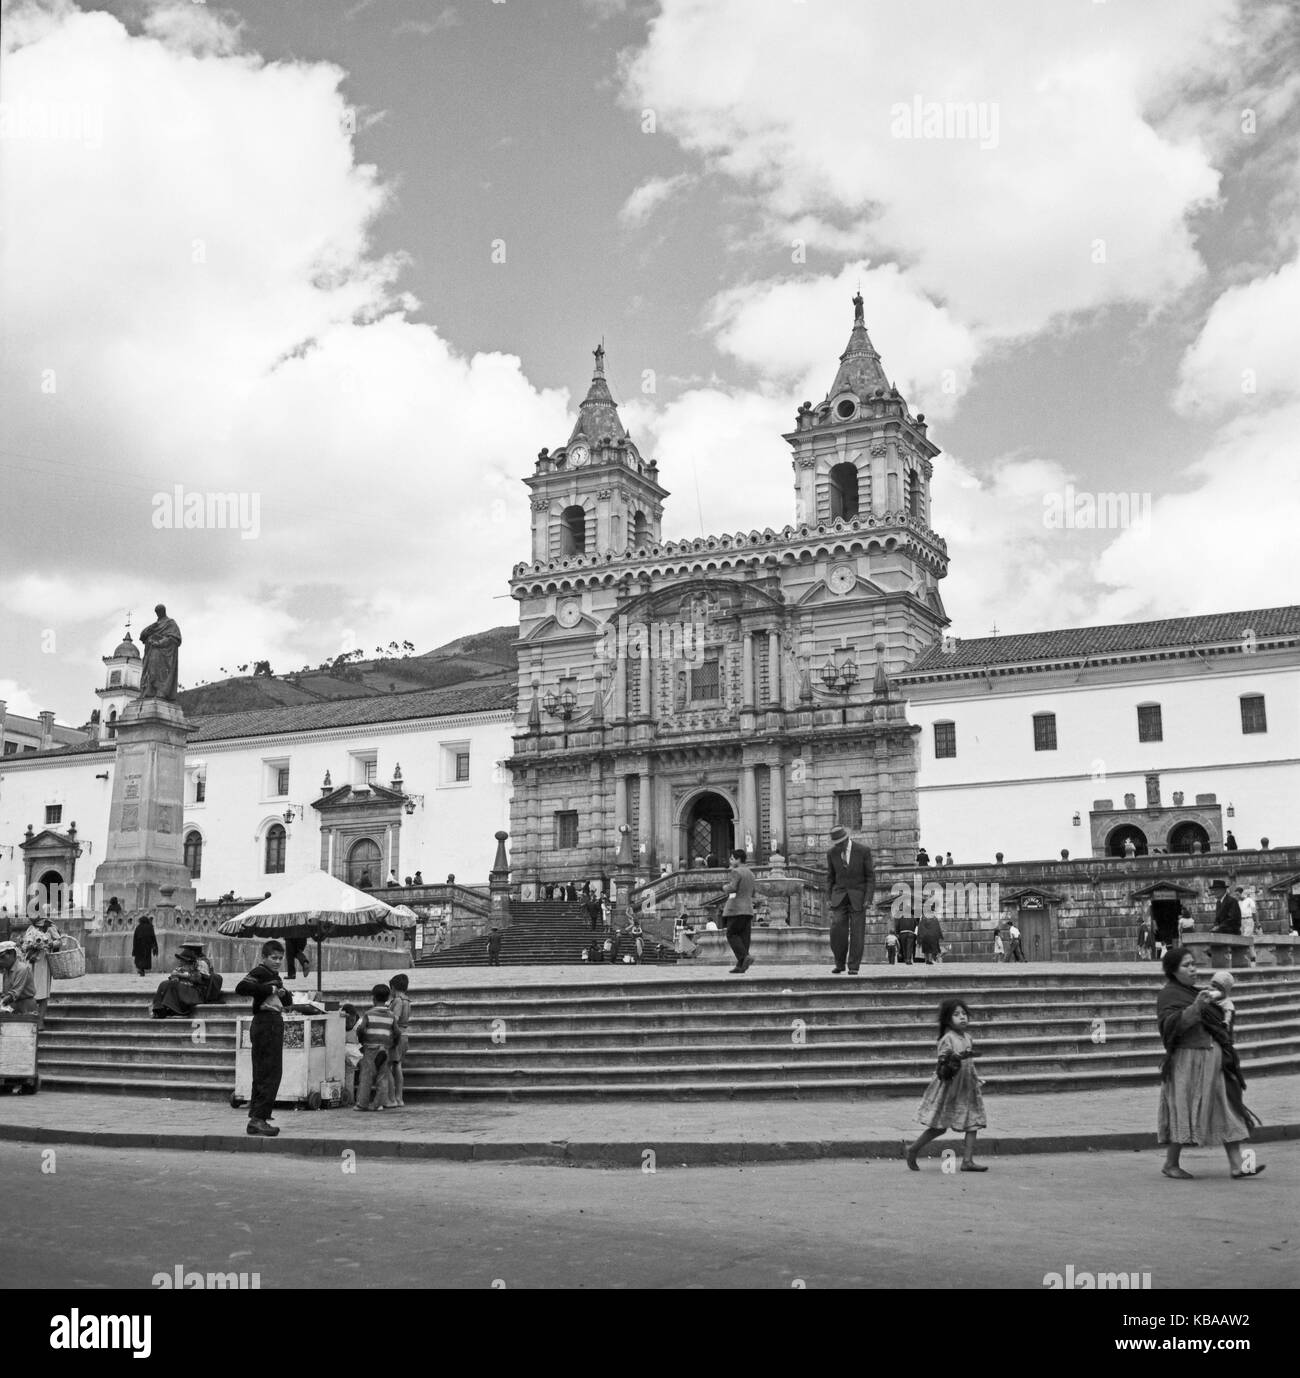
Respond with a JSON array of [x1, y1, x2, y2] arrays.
[[900, 606, 1300, 864], [0, 681, 515, 913]]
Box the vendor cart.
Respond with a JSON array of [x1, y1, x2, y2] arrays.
[[0, 1014, 40, 1095], [230, 1011, 349, 1111]]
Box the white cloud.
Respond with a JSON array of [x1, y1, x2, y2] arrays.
[[1173, 255, 1300, 415], [618, 172, 694, 227], [0, 680, 43, 720], [705, 263, 983, 419], [621, 0, 1248, 338], [0, 3, 569, 701]]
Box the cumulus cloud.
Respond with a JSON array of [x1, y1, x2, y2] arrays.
[[620, 0, 1248, 338], [1173, 255, 1300, 416], [0, 1, 568, 710], [705, 263, 983, 419]]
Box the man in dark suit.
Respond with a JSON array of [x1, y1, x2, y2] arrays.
[[826, 824, 874, 974]]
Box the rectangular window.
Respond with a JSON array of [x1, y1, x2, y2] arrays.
[[455, 751, 471, 782], [195, 777, 206, 803], [45, 805, 62, 826], [690, 658, 721, 701], [364, 758, 378, 786], [1033, 713, 1057, 751], [555, 811, 579, 849], [440, 741, 472, 786], [933, 722, 956, 758], [276, 765, 291, 796], [833, 790, 862, 832], [3, 743, 16, 755], [1240, 695, 1267, 734], [109, 670, 121, 686], [1137, 704, 1163, 742]]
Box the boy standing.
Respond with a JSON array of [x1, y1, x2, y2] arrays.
[[235, 941, 292, 1137], [353, 983, 398, 1111]]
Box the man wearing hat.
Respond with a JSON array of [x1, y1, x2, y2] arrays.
[[826, 824, 875, 974], [0, 942, 39, 1014]]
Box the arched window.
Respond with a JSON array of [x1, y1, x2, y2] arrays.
[[184, 830, 203, 879], [829, 463, 859, 520], [560, 505, 586, 556], [107, 708, 117, 740], [264, 823, 286, 875], [906, 470, 921, 519], [347, 837, 382, 888], [633, 510, 650, 547]]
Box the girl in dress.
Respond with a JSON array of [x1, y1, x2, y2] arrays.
[[906, 998, 988, 1172]]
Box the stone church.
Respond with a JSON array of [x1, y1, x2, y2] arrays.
[[507, 296, 950, 887]]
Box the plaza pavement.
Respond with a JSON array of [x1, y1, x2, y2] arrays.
[[4, 960, 1293, 1166]]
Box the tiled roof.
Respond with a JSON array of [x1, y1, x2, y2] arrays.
[[901, 606, 1300, 676], [4, 683, 517, 759], [190, 681, 517, 741]]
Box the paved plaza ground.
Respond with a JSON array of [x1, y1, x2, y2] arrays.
[[1, 1139, 1294, 1290]]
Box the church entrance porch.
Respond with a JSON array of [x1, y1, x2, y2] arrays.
[[682, 791, 734, 869]]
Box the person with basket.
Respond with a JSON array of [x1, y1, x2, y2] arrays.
[[22, 913, 68, 1029], [905, 998, 989, 1172]]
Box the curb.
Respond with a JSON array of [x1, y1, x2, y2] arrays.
[[0, 1120, 1295, 1166]]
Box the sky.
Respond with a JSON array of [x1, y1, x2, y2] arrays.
[[1, 0, 1298, 724]]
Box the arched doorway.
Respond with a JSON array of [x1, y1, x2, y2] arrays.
[[36, 869, 64, 915], [347, 837, 382, 888], [1168, 821, 1210, 855], [682, 792, 734, 868], [1106, 824, 1148, 857]]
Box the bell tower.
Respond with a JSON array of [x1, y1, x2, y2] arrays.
[[95, 627, 142, 742], [524, 345, 669, 564], [786, 292, 939, 530]]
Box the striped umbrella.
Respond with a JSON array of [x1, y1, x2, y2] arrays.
[[218, 870, 400, 995]]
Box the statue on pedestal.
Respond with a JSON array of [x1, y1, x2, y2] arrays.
[[139, 604, 182, 701]]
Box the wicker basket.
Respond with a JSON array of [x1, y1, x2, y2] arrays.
[[47, 939, 86, 981]]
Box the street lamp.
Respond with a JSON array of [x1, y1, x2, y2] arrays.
[[543, 685, 578, 721], [819, 654, 858, 693]]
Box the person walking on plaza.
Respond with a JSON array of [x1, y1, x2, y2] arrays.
[[918, 911, 943, 965], [22, 912, 65, 1029], [720, 848, 757, 974], [896, 909, 917, 966], [885, 932, 898, 964], [0, 942, 39, 1014], [1239, 886, 1258, 964], [486, 926, 503, 967], [826, 825, 874, 974], [1156, 947, 1263, 1180], [131, 914, 158, 977], [586, 893, 604, 932], [993, 929, 1005, 963], [235, 940, 292, 1137], [906, 998, 988, 1172], [1213, 886, 1243, 935], [1007, 921, 1026, 962]]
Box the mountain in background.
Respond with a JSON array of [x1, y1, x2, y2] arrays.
[[177, 626, 517, 716]]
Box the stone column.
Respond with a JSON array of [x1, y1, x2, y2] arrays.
[[639, 772, 654, 870], [642, 651, 655, 720], [768, 630, 782, 705], [614, 654, 628, 719], [742, 632, 755, 709], [615, 774, 629, 830], [770, 760, 786, 855], [739, 765, 759, 853]]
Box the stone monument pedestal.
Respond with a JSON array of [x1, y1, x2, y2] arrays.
[[93, 698, 197, 912]]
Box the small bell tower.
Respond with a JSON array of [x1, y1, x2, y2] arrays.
[[524, 344, 669, 563], [95, 626, 141, 741]]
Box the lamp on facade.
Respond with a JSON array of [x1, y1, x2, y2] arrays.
[[1073, 812, 1081, 826], [282, 804, 304, 824], [1226, 803, 1235, 818], [403, 795, 425, 816], [819, 653, 858, 693], [542, 685, 578, 721]]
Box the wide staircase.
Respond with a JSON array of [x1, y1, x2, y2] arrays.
[[33, 968, 1300, 1102], [416, 901, 677, 967]]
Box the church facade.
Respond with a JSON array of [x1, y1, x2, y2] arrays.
[[507, 298, 950, 888]]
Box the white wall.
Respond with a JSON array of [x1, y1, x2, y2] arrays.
[[906, 663, 1300, 863], [0, 712, 516, 907]]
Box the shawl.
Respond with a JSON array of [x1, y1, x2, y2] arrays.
[[1156, 978, 1261, 1129]]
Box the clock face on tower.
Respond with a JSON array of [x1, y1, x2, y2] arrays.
[[568, 443, 589, 468], [828, 564, 856, 596], [556, 598, 582, 628]]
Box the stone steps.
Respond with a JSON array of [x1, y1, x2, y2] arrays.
[[33, 969, 1300, 1102], [417, 903, 678, 967]]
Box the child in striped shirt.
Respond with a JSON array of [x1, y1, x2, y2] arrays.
[[387, 974, 412, 1108], [354, 983, 398, 1111]]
